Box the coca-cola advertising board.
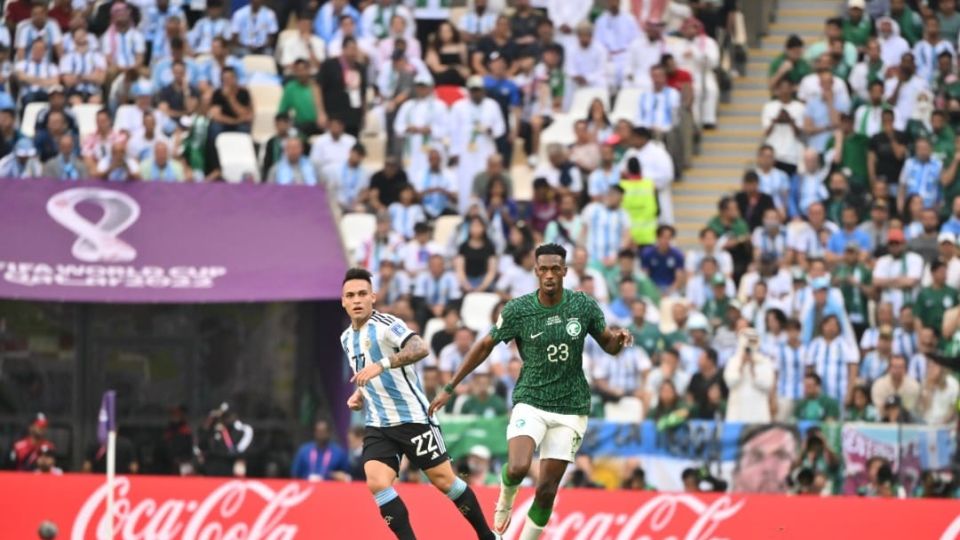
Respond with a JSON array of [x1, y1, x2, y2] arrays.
[[3, 473, 960, 539]]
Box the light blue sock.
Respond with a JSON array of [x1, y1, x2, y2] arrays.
[[446, 476, 467, 500], [374, 487, 399, 507]]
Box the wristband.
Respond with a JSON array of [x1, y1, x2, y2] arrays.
[[443, 383, 456, 394], [379, 358, 392, 371]]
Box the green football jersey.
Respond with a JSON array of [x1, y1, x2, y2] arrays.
[[490, 289, 606, 415]]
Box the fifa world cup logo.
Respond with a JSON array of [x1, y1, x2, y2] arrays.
[[46, 187, 141, 263]]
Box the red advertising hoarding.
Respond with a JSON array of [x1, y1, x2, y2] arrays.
[[3, 472, 959, 539]]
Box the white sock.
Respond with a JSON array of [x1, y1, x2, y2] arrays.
[[518, 516, 545, 540], [497, 478, 520, 508]]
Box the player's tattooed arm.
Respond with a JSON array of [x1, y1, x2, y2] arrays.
[[388, 335, 430, 368]]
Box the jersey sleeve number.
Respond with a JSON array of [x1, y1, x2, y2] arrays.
[[546, 343, 569, 363]]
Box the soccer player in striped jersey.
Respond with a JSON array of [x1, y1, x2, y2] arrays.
[[340, 268, 497, 540], [429, 243, 633, 539]]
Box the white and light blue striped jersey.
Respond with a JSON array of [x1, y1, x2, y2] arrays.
[[751, 226, 788, 262], [582, 202, 630, 263], [101, 28, 146, 69], [587, 166, 622, 199], [912, 39, 955, 84], [413, 270, 461, 306], [341, 311, 435, 428], [141, 4, 186, 53], [893, 328, 918, 358], [859, 351, 890, 383], [62, 32, 99, 55], [231, 5, 279, 49], [590, 343, 650, 394], [14, 59, 59, 93], [188, 17, 233, 54], [59, 51, 106, 95], [458, 10, 497, 36], [635, 87, 680, 132], [772, 342, 807, 400], [804, 337, 859, 403], [908, 353, 928, 382], [756, 167, 790, 210], [15, 20, 62, 58], [901, 156, 943, 209], [387, 202, 426, 240]]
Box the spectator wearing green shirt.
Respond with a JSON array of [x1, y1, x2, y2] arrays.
[[628, 301, 663, 358], [925, 110, 955, 164], [939, 135, 960, 219], [846, 384, 880, 421], [937, 0, 960, 42], [701, 274, 732, 330], [915, 260, 960, 333], [603, 248, 661, 304], [278, 59, 323, 136], [890, 0, 923, 45], [842, 0, 873, 48], [768, 34, 812, 92], [832, 241, 873, 336], [827, 113, 870, 190], [707, 196, 751, 281], [451, 373, 507, 418], [662, 302, 690, 350], [794, 373, 841, 421], [805, 18, 859, 67]]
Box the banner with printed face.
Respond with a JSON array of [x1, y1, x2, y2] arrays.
[[841, 422, 957, 496], [2, 473, 959, 539], [0, 179, 347, 302]]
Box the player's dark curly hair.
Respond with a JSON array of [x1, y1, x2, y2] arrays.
[[534, 243, 567, 261], [342, 267, 373, 284]]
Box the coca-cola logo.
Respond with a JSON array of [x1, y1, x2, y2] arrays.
[[502, 493, 746, 540], [71, 478, 313, 540]]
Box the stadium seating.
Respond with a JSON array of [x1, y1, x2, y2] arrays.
[[19, 102, 47, 139], [215, 132, 259, 183], [339, 213, 377, 255], [432, 215, 462, 251], [459, 292, 500, 332], [422, 317, 445, 347], [242, 54, 278, 77], [610, 87, 642, 125], [73, 104, 102, 138], [249, 83, 283, 145], [568, 87, 610, 120]]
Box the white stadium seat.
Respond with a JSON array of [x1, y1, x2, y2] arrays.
[[19, 101, 47, 138], [73, 104, 102, 138], [340, 212, 376, 254], [568, 87, 610, 120], [538, 113, 577, 158], [611, 87, 642, 124], [422, 317, 445, 348], [432, 215, 462, 251], [215, 132, 259, 183], [249, 83, 283, 144], [460, 292, 501, 332], [243, 54, 278, 76]]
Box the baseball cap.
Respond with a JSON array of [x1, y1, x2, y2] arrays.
[[14, 138, 36, 158], [939, 232, 956, 245], [845, 240, 861, 252], [468, 445, 492, 460], [848, 0, 866, 9], [466, 75, 485, 90], [727, 299, 742, 311], [791, 268, 807, 281], [710, 273, 726, 286], [888, 228, 906, 243], [48, 84, 65, 95], [414, 73, 434, 86], [811, 276, 830, 291], [878, 324, 894, 338]]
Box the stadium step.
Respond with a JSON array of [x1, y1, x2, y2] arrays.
[[671, 0, 845, 246]]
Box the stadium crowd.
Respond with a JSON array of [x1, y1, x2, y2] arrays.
[[1, 0, 959, 498]]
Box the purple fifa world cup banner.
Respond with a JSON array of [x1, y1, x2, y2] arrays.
[[0, 179, 348, 303]]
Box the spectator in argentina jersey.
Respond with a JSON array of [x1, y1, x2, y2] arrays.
[[230, 0, 278, 54], [805, 315, 860, 405], [101, 3, 146, 75], [771, 319, 807, 421], [754, 145, 790, 213], [861, 326, 895, 385], [898, 137, 943, 212], [14, 2, 62, 61], [412, 253, 461, 324], [580, 185, 631, 266], [59, 27, 106, 104], [429, 243, 633, 539], [15, 39, 59, 106], [893, 304, 919, 358], [188, 0, 232, 55], [341, 268, 497, 540]]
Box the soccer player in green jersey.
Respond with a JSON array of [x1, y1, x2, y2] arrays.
[[429, 243, 633, 539]]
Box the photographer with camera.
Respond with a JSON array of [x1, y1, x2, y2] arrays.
[[197, 403, 254, 477], [724, 327, 775, 423], [793, 426, 840, 494]]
